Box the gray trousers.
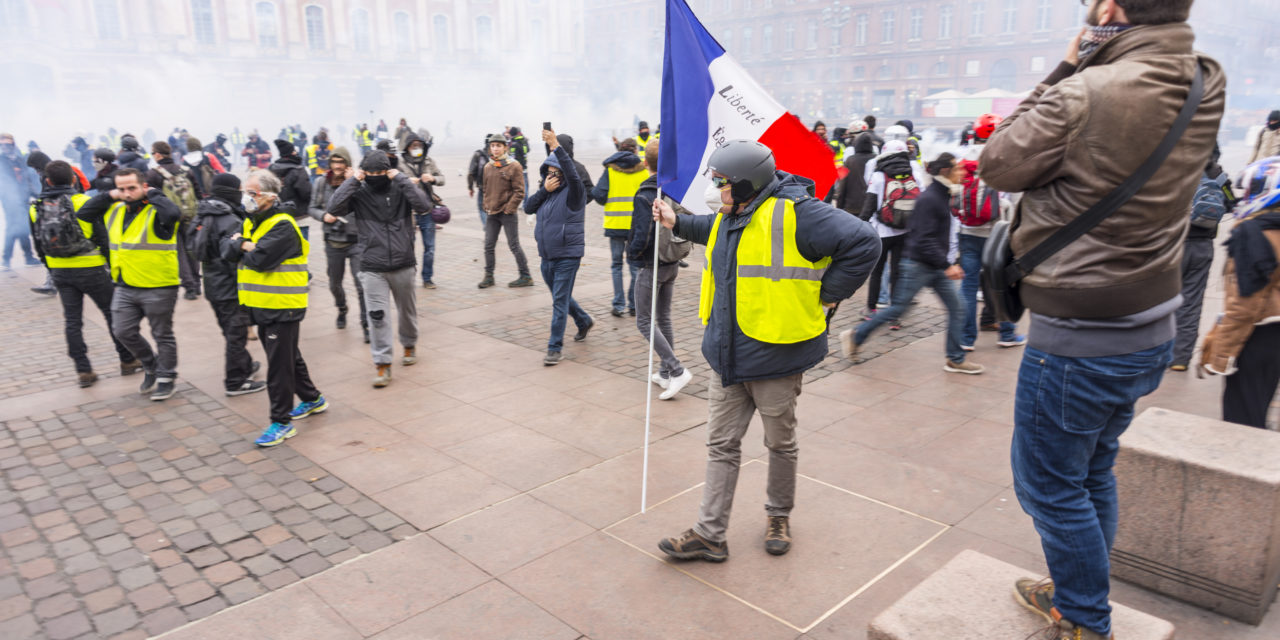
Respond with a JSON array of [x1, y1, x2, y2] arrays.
[[483, 213, 530, 277], [325, 242, 367, 328], [1173, 239, 1214, 366], [635, 264, 684, 378], [694, 373, 803, 543], [111, 286, 179, 381], [359, 266, 417, 366]]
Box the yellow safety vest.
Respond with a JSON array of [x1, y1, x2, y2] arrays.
[[237, 213, 309, 310], [306, 143, 330, 175], [106, 201, 179, 287], [231, 132, 245, 144], [698, 197, 831, 344], [29, 194, 104, 269], [603, 166, 650, 230], [829, 140, 846, 168], [360, 129, 372, 146]]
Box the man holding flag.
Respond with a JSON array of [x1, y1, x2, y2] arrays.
[[650, 1, 879, 564]]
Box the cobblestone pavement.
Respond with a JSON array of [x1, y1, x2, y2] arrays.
[[0, 386, 412, 640]]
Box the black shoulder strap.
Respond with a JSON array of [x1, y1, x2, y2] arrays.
[[1004, 64, 1205, 283]]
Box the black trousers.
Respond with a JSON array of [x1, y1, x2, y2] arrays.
[[208, 297, 254, 390], [867, 234, 905, 310], [176, 227, 201, 294], [1223, 323, 1280, 430], [325, 242, 367, 327], [258, 320, 321, 425], [52, 266, 133, 372]]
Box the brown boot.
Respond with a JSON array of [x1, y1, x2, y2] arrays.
[[77, 372, 98, 388], [402, 346, 417, 366], [372, 364, 392, 388], [764, 516, 791, 555], [120, 360, 143, 376]]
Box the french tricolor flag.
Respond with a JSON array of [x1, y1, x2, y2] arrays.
[[658, 0, 837, 213]]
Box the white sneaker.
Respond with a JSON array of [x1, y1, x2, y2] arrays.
[[650, 373, 670, 389], [659, 369, 693, 400], [839, 329, 858, 359], [961, 344, 975, 352]]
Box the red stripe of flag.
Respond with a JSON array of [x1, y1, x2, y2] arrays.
[[758, 112, 838, 200]]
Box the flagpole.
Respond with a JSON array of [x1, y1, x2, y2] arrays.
[[641, 188, 664, 515]]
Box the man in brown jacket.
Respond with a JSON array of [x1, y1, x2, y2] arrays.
[[979, 1, 1225, 638], [479, 133, 532, 288]]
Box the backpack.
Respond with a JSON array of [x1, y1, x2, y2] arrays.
[[878, 171, 920, 229], [155, 166, 198, 222], [35, 195, 96, 258], [657, 220, 691, 264], [189, 157, 217, 198], [957, 159, 999, 227], [1189, 172, 1229, 229]]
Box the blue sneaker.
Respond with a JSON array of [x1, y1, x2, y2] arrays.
[[997, 334, 1028, 348], [289, 396, 329, 420], [255, 422, 297, 447]]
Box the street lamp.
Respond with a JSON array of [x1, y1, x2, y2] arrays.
[[821, 0, 852, 56]]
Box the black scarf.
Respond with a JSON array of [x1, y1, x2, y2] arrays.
[[1226, 211, 1280, 297]]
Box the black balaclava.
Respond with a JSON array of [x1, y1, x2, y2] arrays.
[[1268, 110, 1280, 131]]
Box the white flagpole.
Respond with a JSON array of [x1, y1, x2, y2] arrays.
[[641, 188, 664, 514]]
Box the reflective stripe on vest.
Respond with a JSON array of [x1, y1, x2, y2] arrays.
[[29, 194, 105, 269], [603, 166, 650, 230], [697, 197, 831, 344], [106, 201, 179, 287], [237, 213, 309, 310]]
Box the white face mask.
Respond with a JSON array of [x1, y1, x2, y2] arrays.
[[241, 193, 259, 213], [704, 183, 727, 212], [409, 148, 423, 158]]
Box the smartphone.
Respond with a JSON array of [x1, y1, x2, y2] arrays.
[[543, 121, 552, 131]]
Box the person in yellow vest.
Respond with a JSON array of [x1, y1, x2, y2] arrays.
[[651, 140, 881, 562], [75, 168, 184, 401], [591, 138, 649, 316], [223, 170, 328, 447], [305, 129, 334, 179], [29, 161, 138, 387], [612, 121, 656, 152]]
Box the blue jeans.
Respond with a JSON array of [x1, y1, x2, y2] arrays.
[[610, 237, 638, 312], [1011, 342, 1172, 636], [476, 191, 487, 226], [958, 234, 1016, 344], [854, 258, 966, 363], [415, 214, 436, 283], [540, 258, 591, 352]]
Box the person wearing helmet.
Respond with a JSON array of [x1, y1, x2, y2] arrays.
[[651, 140, 881, 563], [1199, 157, 1280, 428], [979, 1, 1225, 638]]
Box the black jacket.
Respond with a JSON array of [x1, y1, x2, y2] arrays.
[[90, 163, 118, 195], [308, 174, 359, 244], [269, 156, 313, 218], [29, 185, 108, 267], [326, 174, 430, 273], [194, 197, 246, 302], [220, 204, 306, 324], [627, 175, 670, 266], [525, 146, 585, 260], [467, 148, 488, 193], [76, 189, 182, 288], [904, 180, 954, 270], [674, 171, 882, 385], [836, 136, 876, 215], [116, 150, 150, 172]]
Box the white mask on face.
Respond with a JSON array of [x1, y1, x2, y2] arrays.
[[704, 183, 727, 212], [241, 193, 259, 213], [409, 148, 423, 158]]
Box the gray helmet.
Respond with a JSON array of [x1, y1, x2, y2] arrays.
[[708, 140, 775, 203]]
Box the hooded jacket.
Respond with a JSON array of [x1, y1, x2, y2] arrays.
[[326, 173, 431, 272], [836, 135, 877, 215], [673, 171, 882, 386], [194, 195, 245, 302], [555, 134, 595, 196], [980, 23, 1226, 319], [220, 203, 306, 324], [90, 163, 118, 194], [1200, 210, 1280, 375], [591, 150, 647, 238], [116, 149, 150, 172], [525, 146, 585, 260], [269, 154, 312, 219], [399, 133, 446, 210], [308, 147, 360, 245]]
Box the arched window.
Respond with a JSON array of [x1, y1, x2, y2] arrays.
[[352, 8, 371, 53], [94, 0, 122, 41], [393, 12, 412, 53], [304, 5, 326, 51], [475, 15, 494, 56], [0, 0, 31, 37], [191, 0, 215, 44], [432, 14, 450, 52], [255, 2, 278, 48]]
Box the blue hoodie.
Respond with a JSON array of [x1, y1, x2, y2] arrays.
[[526, 146, 586, 259]]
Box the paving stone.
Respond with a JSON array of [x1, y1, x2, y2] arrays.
[[140, 605, 187, 636], [104, 549, 148, 571], [311, 504, 349, 522], [147, 548, 183, 569], [126, 582, 173, 614], [52, 537, 91, 559], [349, 529, 393, 554], [83, 586, 125, 614], [223, 537, 266, 561], [219, 578, 264, 605], [258, 568, 300, 591], [72, 568, 113, 595], [92, 605, 140, 636], [207, 523, 249, 545], [202, 561, 247, 586], [186, 546, 229, 569], [171, 530, 212, 553], [63, 552, 104, 576], [33, 592, 78, 620], [254, 524, 292, 546], [240, 553, 284, 578], [159, 518, 197, 538], [329, 515, 369, 539], [23, 574, 70, 600], [322, 547, 361, 566], [44, 610, 92, 640], [158, 563, 200, 589], [366, 511, 404, 532], [116, 565, 156, 591], [287, 552, 331, 578], [94, 533, 132, 556], [237, 511, 274, 532], [291, 519, 329, 542], [269, 538, 311, 562], [172, 580, 217, 607]]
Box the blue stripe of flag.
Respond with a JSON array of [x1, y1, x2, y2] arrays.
[[657, 0, 725, 201]]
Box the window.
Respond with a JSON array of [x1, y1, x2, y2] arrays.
[[872, 90, 895, 114], [806, 22, 817, 49], [255, 2, 278, 48], [1035, 0, 1052, 31], [742, 26, 752, 53], [0, 0, 31, 36], [94, 0, 122, 40], [394, 12, 412, 53], [831, 22, 841, 46], [909, 8, 923, 40], [854, 14, 867, 46], [352, 9, 371, 53], [1030, 56, 1045, 72], [877, 64, 892, 80], [934, 61, 949, 75], [476, 15, 494, 56], [906, 62, 919, 77], [852, 65, 865, 80], [938, 5, 953, 39], [762, 24, 772, 53], [191, 0, 215, 44], [433, 14, 450, 52], [304, 5, 326, 50], [965, 59, 980, 76], [784, 22, 794, 51], [970, 1, 984, 36], [1002, 0, 1017, 33], [721, 28, 732, 51], [881, 10, 894, 43]]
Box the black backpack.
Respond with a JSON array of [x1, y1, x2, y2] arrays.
[[35, 195, 96, 258]]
